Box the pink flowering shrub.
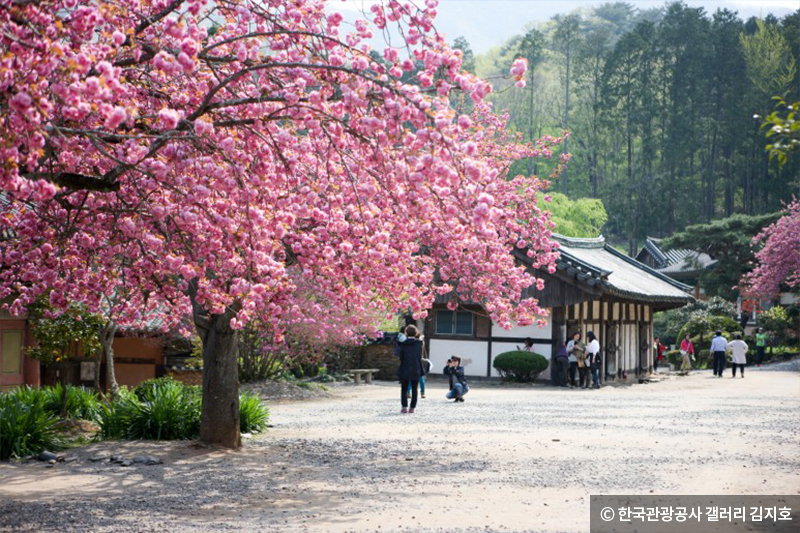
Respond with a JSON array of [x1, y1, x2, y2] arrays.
[[744, 199, 800, 298]]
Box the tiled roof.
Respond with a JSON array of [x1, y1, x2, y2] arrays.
[[0, 192, 18, 240], [553, 235, 694, 304], [644, 237, 717, 273]]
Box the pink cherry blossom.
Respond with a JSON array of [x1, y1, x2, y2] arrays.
[[157, 108, 180, 130], [0, 0, 566, 448], [744, 198, 800, 297], [510, 57, 528, 79]]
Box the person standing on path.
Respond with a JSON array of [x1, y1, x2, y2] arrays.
[[710, 331, 728, 378], [653, 337, 666, 373], [755, 328, 767, 367], [444, 356, 468, 402], [554, 341, 570, 387], [394, 324, 424, 413], [566, 332, 580, 388], [728, 334, 749, 378], [586, 331, 601, 389], [679, 334, 695, 372], [407, 329, 430, 399]]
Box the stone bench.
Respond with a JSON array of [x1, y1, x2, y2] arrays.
[[348, 368, 381, 385]]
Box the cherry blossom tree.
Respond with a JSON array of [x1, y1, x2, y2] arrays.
[[744, 198, 800, 298], [0, 0, 562, 447]]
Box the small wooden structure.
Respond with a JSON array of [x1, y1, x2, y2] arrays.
[[422, 235, 695, 382]]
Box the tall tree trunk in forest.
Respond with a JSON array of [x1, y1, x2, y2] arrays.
[[563, 50, 571, 195], [554, 14, 580, 195], [724, 146, 733, 216], [100, 323, 118, 400], [528, 67, 536, 177]]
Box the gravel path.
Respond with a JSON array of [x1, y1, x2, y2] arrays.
[[1, 365, 798, 533]]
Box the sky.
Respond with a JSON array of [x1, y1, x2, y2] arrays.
[[331, 0, 797, 53]]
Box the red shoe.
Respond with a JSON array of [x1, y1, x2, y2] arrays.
[[409, 408, 415, 413], [401, 408, 408, 414]]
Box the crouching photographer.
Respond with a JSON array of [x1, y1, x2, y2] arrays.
[[444, 356, 468, 402]]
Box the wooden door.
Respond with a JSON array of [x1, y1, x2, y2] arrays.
[[0, 321, 25, 390]]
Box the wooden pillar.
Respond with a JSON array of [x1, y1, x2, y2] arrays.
[[600, 300, 606, 380], [486, 319, 493, 378]]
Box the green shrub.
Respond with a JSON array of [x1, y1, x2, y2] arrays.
[[100, 379, 269, 440], [697, 349, 711, 369], [239, 392, 270, 434], [666, 350, 683, 367], [654, 297, 735, 345], [493, 351, 549, 382], [97, 388, 137, 440], [0, 390, 63, 460], [99, 380, 200, 440], [678, 315, 741, 351], [3, 384, 100, 422], [133, 376, 195, 401], [758, 306, 794, 346], [43, 384, 101, 422]]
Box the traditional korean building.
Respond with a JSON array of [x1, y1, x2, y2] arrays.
[[635, 237, 717, 300], [422, 235, 695, 382]]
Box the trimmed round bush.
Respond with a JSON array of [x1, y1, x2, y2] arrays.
[[493, 350, 549, 382], [0, 389, 63, 460]]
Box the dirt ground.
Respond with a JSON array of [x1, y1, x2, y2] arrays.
[[1, 366, 799, 533]]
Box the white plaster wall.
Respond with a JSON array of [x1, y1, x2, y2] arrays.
[[625, 324, 636, 371], [490, 341, 553, 380], [491, 315, 553, 339], [428, 339, 488, 377]]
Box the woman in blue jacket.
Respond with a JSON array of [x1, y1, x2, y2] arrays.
[[394, 325, 425, 413]]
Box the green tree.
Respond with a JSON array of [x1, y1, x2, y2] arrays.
[[552, 14, 582, 194], [544, 192, 608, 237], [762, 98, 800, 167], [515, 28, 547, 176], [27, 300, 105, 416], [453, 36, 476, 74], [740, 19, 797, 101], [757, 306, 793, 347], [662, 212, 781, 299], [451, 36, 476, 115], [574, 27, 612, 197]]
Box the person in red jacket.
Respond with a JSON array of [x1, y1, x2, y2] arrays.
[[653, 336, 666, 372]]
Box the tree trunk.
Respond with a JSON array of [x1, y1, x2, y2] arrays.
[[100, 323, 119, 400], [60, 362, 68, 418], [194, 308, 241, 449], [93, 350, 102, 394], [528, 66, 535, 177], [562, 47, 571, 195]]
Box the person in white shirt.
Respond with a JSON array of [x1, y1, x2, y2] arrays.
[[727, 334, 748, 378], [585, 331, 601, 389], [566, 332, 580, 388], [710, 331, 729, 378]]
